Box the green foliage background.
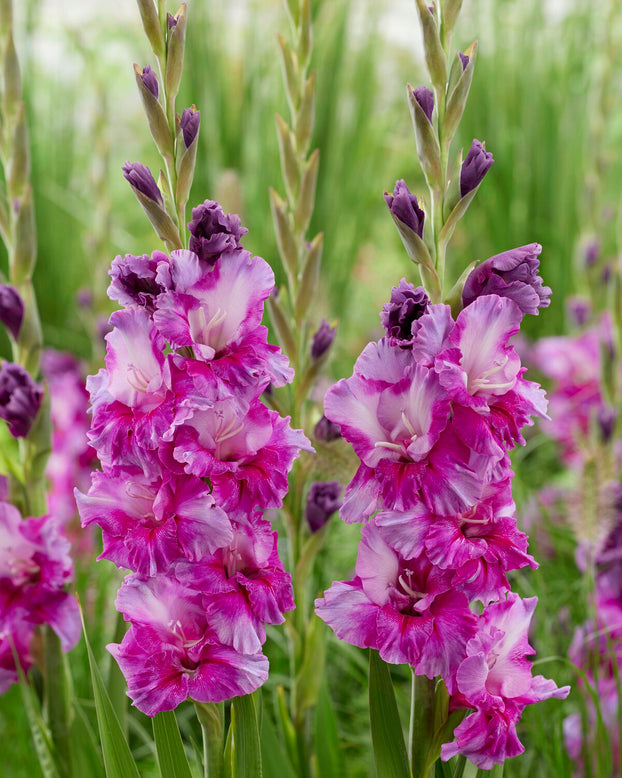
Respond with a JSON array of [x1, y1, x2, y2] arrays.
[[1, 0, 621, 775]]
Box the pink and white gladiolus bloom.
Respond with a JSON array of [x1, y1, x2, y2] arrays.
[[78, 205, 311, 716]]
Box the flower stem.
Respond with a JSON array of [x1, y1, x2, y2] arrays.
[[194, 701, 224, 778], [409, 671, 436, 778]]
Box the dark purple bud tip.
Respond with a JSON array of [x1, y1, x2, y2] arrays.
[[314, 415, 342, 442], [188, 199, 248, 264], [122, 161, 163, 205], [384, 179, 425, 238], [598, 405, 617, 443], [584, 239, 600, 267], [0, 362, 43, 438], [0, 284, 24, 340], [167, 12, 178, 29], [305, 481, 342, 533], [139, 65, 159, 98], [381, 279, 429, 342], [462, 243, 551, 315], [311, 319, 337, 360], [180, 106, 200, 149], [412, 86, 434, 124], [566, 295, 591, 328], [460, 139, 494, 197], [459, 52, 470, 71]]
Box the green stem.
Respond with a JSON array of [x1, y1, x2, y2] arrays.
[[195, 702, 224, 778], [452, 754, 467, 778], [44, 627, 73, 778], [410, 672, 436, 778]]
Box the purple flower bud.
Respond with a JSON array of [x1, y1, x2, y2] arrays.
[[311, 319, 336, 360], [566, 295, 591, 327], [108, 253, 163, 312], [412, 86, 434, 124], [384, 180, 425, 238], [381, 279, 429, 342], [76, 288, 93, 308], [460, 139, 494, 197], [601, 263, 612, 285], [314, 415, 341, 442], [0, 284, 24, 340], [0, 362, 43, 438], [584, 239, 600, 267], [180, 106, 200, 149], [462, 243, 551, 315], [459, 52, 470, 71], [167, 12, 178, 29], [305, 481, 342, 533], [140, 65, 159, 98], [598, 405, 617, 443], [122, 161, 163, 205], [188, 199, 247, 264]]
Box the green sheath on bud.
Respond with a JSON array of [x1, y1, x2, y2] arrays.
[[158, 168, 176, 222], [7, 101, 30, 199], [270, 187, 298, 283], [444, 259, 477, 318], [407, 84, 442, 190], [134, 64, 173, 158], [441, 0, 464, 41], [12, 188, 36, 284], [298, 0, 313, 71], [176, 127, 198, 213], [0, 0, 14, 31], [294, 232, 323, 321], [443, 149, 462, 219], [444, 41, 477, 144], [438, 185, 479, 250], [15, 282, 43, 377], [136, 0, 165, 57], [276, 113, 301, 202], [414, 0, 447, 92], [285, 0, 300, 29], [294, 148, 319, 235], [132, 186, 183, 250], [277, 33, 300, 113], [390, 212, 441, 302], [295, 71, 315, 154], [267, 295, 298, 366], [2, 32, 21, 119], [165, 3, 187, 104]]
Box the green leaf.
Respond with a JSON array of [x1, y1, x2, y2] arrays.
[[260, 712, 296, 778], [82, 615, 141, 778], [15, 660, 61, 778], [231, 693, 262, 778], [368, 650, 410, 778], [153, 710, 193, 778], [312, 682, 342, 778], [70, 701, 105, 778]]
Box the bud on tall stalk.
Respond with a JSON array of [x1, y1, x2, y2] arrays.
[[0, 3, 79, 775]]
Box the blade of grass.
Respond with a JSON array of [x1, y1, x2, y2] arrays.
[[81, 612, 140, 778], [231, 693, 262, 778], [153, 710, 193, 778], [368, 650, 410, 778]]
